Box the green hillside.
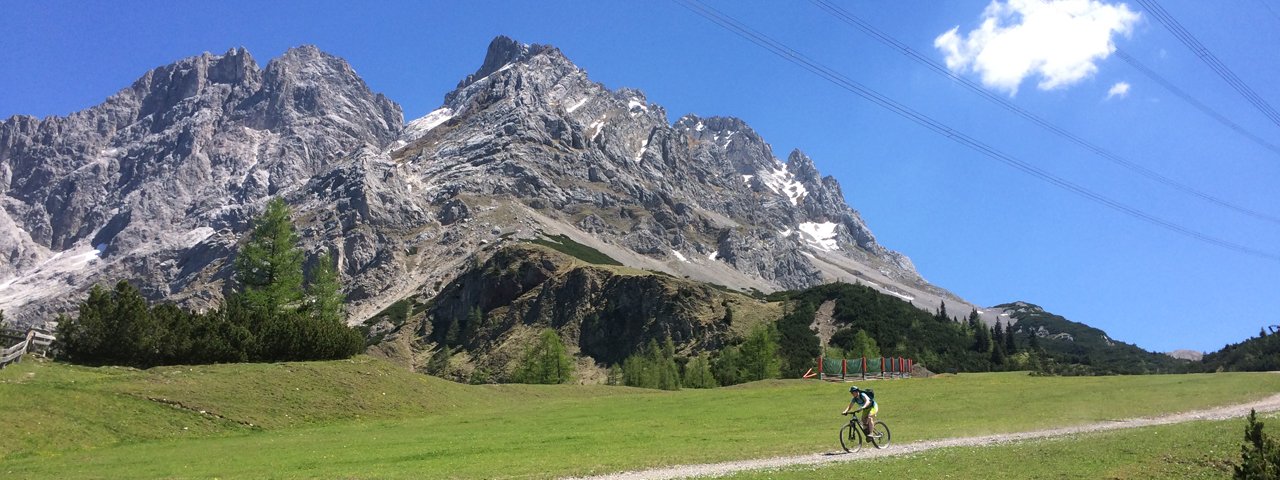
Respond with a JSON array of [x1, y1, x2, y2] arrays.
[[995, 302, 1193, 374], [1202, 327, 1280, 372]]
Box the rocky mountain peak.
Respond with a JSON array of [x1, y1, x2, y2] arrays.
[[786, 150, 820, 184], [126, 48, 262, 123], [256, 45, 402, 143], [452, 36, 568, 92]]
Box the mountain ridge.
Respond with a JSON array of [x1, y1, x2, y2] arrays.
[[1, 35, 974, 329]]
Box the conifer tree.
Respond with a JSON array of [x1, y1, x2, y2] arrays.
[[657, 337, 681, 390], [462, 307, 484, 345], [973, 317, 992, 353], [444, 317, 461, 347], [682, 353, 717, 388], [306, 251, 344, 325], [1005, 323, 1018, 354], [711, 345, 743, 386], [1235, 409, 1280, 478], [512, 329, 574, 384], [739, 323, 781, 381], [235, 198, 304, 316], [850, 329, 881, 359]]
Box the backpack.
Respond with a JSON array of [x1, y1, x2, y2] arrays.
[[863, 388, 876, 403]]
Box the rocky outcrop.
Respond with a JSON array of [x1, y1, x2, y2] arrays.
[[373, 244, 747, 377]]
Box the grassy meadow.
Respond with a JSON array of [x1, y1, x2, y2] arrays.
[[727, 414, 1273, 479], [2, 356, 1276, 478]]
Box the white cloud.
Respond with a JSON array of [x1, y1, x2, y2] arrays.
[[934, 0, 1141, 96], [1106, 81, 1130, 99]]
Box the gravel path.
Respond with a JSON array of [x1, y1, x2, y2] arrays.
[[568, 393, 1280, 480]]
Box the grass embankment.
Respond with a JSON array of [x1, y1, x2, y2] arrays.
[[728, 414, 1274, 479], [2, 358, 1277, 479]]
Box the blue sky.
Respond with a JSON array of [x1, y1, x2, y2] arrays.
[[2, 1, 1277, 353]]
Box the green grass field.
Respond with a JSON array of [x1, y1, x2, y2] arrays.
[[727, 414, 1275, 479], [2, 357, 1276, 478]]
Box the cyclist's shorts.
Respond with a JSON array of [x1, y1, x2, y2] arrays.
[[861, 403, 878, 417]]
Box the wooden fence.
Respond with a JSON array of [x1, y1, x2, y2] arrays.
[[0, 329, 56, 369]]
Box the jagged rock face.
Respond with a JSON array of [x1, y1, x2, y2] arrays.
[[1, 46, 402, 321], [1, 36, 973, 327], [381, 245, 738, 375]]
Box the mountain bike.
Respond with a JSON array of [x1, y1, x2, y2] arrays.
[[839, 414, 891, 453]]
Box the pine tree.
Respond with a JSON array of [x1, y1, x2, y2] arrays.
[[739, 323, 781, 381], [462, 307, 484, 346], [990, 340, 1006, 368], [659, 337, 681, 390], [777, 300, 820, 376], [606, 364, 623, 386], [1235, 409, 1280, 479], [711, 346, 743, 386], [850, 329, 881, 359], [58, 281, 158, 367], [427, 345, 451, 375], [306, 250, 345, 326], [235, 198, 304, 316], [512, 329, 574, 384], [682, 354, 717, 388], [58, 285, 111, 364], [1005, 323, 1018, 354], [973, 318, 992, 353], [444, 317, 461, 347]]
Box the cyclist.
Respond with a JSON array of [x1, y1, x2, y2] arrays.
[[841, 386, 878, 437]]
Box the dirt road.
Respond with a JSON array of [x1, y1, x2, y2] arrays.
[[568, 393, 1280, 480]]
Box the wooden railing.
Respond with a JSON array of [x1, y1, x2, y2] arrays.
[[0, 329, 56, 369]]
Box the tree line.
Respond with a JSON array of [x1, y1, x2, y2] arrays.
[[57, 198, 363, 368]]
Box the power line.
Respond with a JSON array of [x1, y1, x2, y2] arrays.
[[1135, 0, 1280, 129], [808, 0, 1280, 226], [672, 0, 1280, 262], [1113, 48, 1280, 158]]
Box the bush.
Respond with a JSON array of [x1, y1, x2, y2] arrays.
[[1236, 409, 1280, 479]]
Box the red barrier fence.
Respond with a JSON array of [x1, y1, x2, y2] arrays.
[[816, 356, 913, 380]]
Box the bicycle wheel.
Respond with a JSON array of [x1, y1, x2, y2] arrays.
[[839, 423, 862, 453], [869, 421, 891, 449]]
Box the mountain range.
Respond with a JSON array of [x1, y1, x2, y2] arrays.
[[1, 36, 985, 330]]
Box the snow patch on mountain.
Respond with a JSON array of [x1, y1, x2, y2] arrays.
[[0, 244, 105, 312], [566, 97, 589, 113], [756, 164, 807, 206], [798, 221, 839, 251], [627, 98, 648, 115], [402, 107, 455, 143]]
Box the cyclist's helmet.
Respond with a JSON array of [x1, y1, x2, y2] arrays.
[[849, 386, 860, 394]]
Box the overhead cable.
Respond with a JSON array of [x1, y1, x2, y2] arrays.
[[1135, 0, 1280, 129], [810, 0, 1280, 226], [673, 0, 1280, 262]]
